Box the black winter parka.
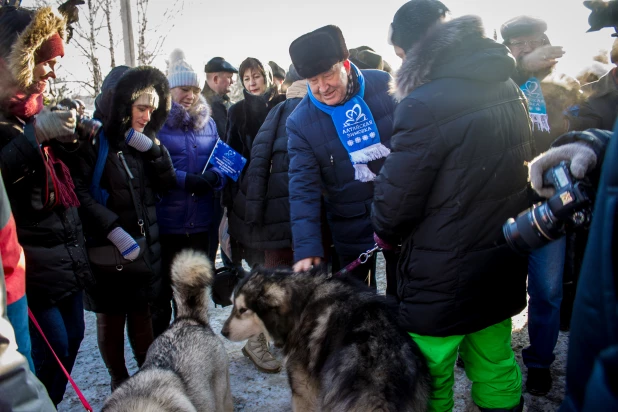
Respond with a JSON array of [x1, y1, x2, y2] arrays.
[[72, 67, 176, 313], [372, 16, 534, 337]]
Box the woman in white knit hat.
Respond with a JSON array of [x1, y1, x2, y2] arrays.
[[152, 49, 227, 337], [70, 65, 176, 391]]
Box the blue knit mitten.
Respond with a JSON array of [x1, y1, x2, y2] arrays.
[[124, 128, 153, 152], [107, 227, 140, 261]]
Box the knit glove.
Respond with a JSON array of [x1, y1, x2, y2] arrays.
[[125, 128, 154, 152], [107, 227, 140, 261], [520, 45, 564, 73], [528, 142, 597, 198], [34, 108, 77, 144], [185, 171, 220, 195]]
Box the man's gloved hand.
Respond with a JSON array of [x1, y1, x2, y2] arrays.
[[107, 227, 140, 261], [528, 142, 597, 198], [520, 45, 565, 73], [34, 108, 77, 144], [185, 171, 219, 195]]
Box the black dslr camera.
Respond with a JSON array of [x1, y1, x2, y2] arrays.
[[55, 99, 101, 143], [503, 162, 594, 254]]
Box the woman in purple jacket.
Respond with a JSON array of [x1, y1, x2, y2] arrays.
[[152, 50, 226, 336]]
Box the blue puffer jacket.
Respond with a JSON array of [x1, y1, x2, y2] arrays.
[[286, 69, 395, 262], [157, 97, 225, 235]]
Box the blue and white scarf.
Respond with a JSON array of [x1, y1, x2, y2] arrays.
[[521, 77, 550, 133], [308, 63, 390, 182]]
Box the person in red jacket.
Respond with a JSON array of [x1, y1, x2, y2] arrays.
[[0, 171, 31, 372]]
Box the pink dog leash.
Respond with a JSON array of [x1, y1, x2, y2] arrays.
[[28, 308, 93, 411]]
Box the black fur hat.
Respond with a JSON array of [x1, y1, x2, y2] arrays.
[[500, 16, 547, 43], [389, 0, 449, 52], [289, 25, 349, 79]]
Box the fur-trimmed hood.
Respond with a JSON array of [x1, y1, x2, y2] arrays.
[[7, 7, 66, 91], [104, 66, 171, 144], [392, 15, 515, 101], [165, 95, 212, 131]]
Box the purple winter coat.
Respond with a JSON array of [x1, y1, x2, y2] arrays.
[[156, 96, 225, 235]]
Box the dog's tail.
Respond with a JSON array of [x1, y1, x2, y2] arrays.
[[171, 249, 214, 324]]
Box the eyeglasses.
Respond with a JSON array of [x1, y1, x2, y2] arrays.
[[508, 38, 546, 49]]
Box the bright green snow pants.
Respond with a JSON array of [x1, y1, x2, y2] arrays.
[[410, 318, 522, 411]]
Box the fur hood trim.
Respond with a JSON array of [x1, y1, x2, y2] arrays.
[[105, 66, 171, 144], [165, 95, 212, 131], [392, 15, 484, 101], [285, 80, 308, 99], [8, 7, 66, 90]]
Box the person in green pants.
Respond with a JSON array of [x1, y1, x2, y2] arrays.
[[373, 1, 533, 410]]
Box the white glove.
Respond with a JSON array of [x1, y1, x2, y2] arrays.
[[520, 45, 565, 73], [528, 143, 597, 198], [34, 108, 77, 144]]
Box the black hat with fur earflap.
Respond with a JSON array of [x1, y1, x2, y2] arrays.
[[289, 25, 349, 79]]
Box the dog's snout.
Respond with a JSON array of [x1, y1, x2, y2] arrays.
[[221, 325, 229, 338]]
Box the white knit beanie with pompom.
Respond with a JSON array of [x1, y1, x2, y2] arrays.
[[167, 49, 203, 89]]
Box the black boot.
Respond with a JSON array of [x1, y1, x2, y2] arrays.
[[96, 314, 129, 391], [127, 310, 154, 367], [477, 396, 524, 412], [526, 367, 552, 396]]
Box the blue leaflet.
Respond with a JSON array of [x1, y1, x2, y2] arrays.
[[204, 139, 247, 182]]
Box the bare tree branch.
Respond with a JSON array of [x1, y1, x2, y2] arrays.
[[102, 0, 116, 68]]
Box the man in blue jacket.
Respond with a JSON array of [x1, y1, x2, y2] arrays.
[[286, 25, 396, 285]]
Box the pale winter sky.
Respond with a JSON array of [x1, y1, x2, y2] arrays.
[[42, 0, 616, 99]]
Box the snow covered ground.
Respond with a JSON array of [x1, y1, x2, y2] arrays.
[[57, 254, 567, 411]]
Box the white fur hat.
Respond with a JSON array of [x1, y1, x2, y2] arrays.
[[167, 49, 203, 89]]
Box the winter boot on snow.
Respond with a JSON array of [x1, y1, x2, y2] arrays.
[[242, 333, 282, 373]]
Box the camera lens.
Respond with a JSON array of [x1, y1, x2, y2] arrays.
[[502, 203, 565, 254]]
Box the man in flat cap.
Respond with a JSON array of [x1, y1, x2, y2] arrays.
[[202, 57, 238, 267], [502, 15, 573, 398], [375, 1, 534, 410], [286, 25, 396, 288], [202, 57, 238, 140]]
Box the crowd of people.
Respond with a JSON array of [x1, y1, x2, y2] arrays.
[[0, 0, 616, 411]]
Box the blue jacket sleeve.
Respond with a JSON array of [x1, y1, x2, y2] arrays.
[[287, 116, 324, 262]]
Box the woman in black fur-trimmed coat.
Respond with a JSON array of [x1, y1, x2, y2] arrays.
[[71, 66, 176, 390]]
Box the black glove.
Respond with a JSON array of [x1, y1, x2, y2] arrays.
[[185, 171, 219, 195]]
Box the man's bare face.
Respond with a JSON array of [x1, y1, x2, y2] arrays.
[[307, 63, 348, 106], [507, 34, 546, 60]]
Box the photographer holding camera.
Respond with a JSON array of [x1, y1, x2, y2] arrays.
[[0, 6, 94, 407], [525, 127, 615, 411]]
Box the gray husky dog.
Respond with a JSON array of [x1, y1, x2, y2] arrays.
[[103, 250, 233, 412], [221, 267, 430, 411]]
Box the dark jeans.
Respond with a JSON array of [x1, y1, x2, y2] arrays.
[[523, 237, 566, 369], [7, 295, 34, 372], [153, 232, 211, 337], [29, 291, 85, 406]]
